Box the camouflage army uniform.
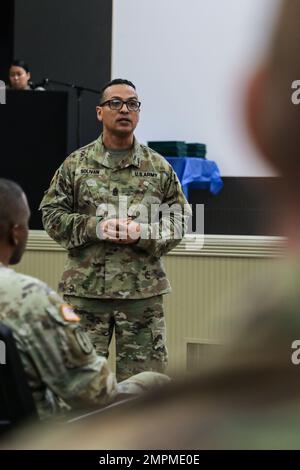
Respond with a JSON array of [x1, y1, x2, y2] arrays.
[[40, 134, 191, 380], [0, 264, 170, 420]]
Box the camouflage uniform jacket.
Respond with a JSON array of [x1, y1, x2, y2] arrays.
[[0, 264, 118, 419], [40, 135, 191, 299]]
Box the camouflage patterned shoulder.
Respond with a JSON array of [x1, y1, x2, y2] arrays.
[[14, 277, 79, 328], [63, 138, 99, 167], [139, 144, 174, 176], [140, 144, 172, 173], [0, 268, 58, 325], [0, 268, 49, 296]]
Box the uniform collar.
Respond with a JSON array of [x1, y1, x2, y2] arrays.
[[93, 134, 141, 169]]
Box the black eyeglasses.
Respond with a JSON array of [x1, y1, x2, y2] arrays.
[[99, 98, 141, 112]]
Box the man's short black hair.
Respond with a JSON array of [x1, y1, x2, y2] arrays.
[[99, 78, 136, 104], [0, 179, 25, 239]]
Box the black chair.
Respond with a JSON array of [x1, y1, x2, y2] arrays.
[[0, 323, 38, 436]]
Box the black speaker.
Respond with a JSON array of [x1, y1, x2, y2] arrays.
[[0, 90, 68, 229]]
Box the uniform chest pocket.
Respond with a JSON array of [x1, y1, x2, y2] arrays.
[[127, 179, 163, 222], [130, 179, 162, 202], [78, 177, 108, 209]]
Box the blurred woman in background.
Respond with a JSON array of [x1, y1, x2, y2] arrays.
[[8, 60, 44, 90]]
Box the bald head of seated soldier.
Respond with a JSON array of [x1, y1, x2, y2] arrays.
[[0, 179, 30, 265]]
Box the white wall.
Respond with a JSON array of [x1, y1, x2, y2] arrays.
[[112, 0, 281, 176]]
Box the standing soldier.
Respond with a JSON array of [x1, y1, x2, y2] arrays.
[[40, 79, 191, 381]]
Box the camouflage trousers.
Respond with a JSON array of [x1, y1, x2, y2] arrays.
[[64, 295, 168, 381]]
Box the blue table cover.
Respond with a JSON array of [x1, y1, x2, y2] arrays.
[[165, 157, 223, 198]]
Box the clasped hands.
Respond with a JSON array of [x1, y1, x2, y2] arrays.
[[98, 218, 141, 244]]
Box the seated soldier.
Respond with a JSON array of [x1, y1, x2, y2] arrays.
[[0, 178, 169, 420]]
